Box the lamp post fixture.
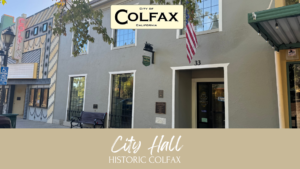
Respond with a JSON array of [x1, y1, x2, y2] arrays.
[[143, 42, 155, 64], [0, 27, 15, 114]]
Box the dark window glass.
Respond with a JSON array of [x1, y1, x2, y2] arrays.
[[34, 89, 41, 107], [286, 0, 299, 5], [114, 29, 135, 47], [68, 77, 85, 111], [110, 74, 134, 128], [41, 89, 49, 108], [34, 27, 38, 35], [43, 23, 48, 32], [25, 30, 30, 38], [29, 89, 35, 107]]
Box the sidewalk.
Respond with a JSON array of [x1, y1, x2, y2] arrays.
[[16, 117, 68, 128]]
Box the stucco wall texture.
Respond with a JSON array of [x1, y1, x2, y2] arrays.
[[53, 0, 279, 128]]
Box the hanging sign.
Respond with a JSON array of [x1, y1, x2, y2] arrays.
[[142, 55, 151, 66], [0, 67, 9, 85], [287, 49, 299, 60]]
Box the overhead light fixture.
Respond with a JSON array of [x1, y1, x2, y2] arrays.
[[272, 46, 275, 49], [266, 38, 269, 43], [275, 22, 279, 29], [258, 31, 261, 36]]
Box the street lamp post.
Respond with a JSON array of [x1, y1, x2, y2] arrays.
[[0, 27, 15, 114]]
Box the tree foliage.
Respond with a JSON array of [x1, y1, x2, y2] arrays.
[[52, 0, 113, 56], [52, 0, 202, 57]]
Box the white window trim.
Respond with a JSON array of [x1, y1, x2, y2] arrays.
[[111, 29, 138, 50], [64, 74, 88, 122], [107, 70, 136, 128], [70, 26, 90, 57], [176, 0, 223, 39], [171, 63, 229, 129]]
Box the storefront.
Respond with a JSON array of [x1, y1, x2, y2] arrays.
[[248, 0, 300, 128], [0, 5, 60, 123]]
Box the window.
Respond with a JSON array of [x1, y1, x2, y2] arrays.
[[34, 89, 41, 107], [68, 77, 85, 111], [34, 27, 38, 35], [41, 89, 49, 108], [29, 88, 49, 108], [29, 89, 35, 107], [25, 30, 30, 39], [180, 0, 220, 35], [113, 29, 136, 48], [286, 0, 299, 5], [42, 23, 48, 32]]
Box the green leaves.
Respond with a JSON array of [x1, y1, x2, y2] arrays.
[[53, 0, 113, 57], [53, 0, 201, 57]]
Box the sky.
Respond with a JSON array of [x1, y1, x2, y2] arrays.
[[0, 0, 57, 20]]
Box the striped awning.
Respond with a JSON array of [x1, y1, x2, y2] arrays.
[[248, 3, 300, 51]]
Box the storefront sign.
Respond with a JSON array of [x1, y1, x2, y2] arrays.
[[13, 17, 26, 62], [111, 5, 183, 29], [156, 102, 166, 114], [143, 55, 151, 66]]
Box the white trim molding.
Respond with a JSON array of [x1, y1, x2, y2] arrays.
[[176, 0, 223, 39], [191, 78, 224, 128], [64, 74, 88, 122], [111, 29, 138, 50], [107, 70, 137, 128], [171, 63, 229, 129]]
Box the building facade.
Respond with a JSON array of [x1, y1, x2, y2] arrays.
[[0, 5, 60, 123], [0, 14, 14, 33], [52, 0, 280, 128]]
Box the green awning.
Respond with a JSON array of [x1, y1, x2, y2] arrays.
[[248, 3, 300, 51]]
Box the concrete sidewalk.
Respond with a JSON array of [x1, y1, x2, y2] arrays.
[[16, 117, 68, 128]]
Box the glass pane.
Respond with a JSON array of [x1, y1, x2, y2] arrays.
[[41, 89, 49, 108], [288, 64, 300, 128], [34, 89, 41, 107], [181, 0, 219, 35], [29, 89, 34, 106], [197, 84, 210, 128], [286, 0, 299, 6], [110, 74, 134, 128], [114, 29, 135, 47], [211, 84, 225, 128], [69, 77, 85, 111]]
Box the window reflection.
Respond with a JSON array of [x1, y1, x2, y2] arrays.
[[68, 77, 85, 111]]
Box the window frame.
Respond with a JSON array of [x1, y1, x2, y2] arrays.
[[111, 29, 138, 50], [70, 23, 90, 57], [29, 88, 50, 108], [42, 23, 48, 32], [25, 30, 30, 39], [176, 0, 223, 39], [65, 74, 87, 122], [33, 27, 39, 36]]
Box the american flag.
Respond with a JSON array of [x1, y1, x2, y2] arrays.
[[185, 6, 198, 63]]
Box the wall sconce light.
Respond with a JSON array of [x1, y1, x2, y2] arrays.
[[143, 42, 155, 64]]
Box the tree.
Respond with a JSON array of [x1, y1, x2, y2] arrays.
[[52, 0, 201, 57], [0, 0, 7, 5]]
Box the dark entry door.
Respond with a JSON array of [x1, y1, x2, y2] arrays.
[[197, 83, 225, 128]]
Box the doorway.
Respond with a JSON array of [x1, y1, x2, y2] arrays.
[[197, 83, 225, 128], [12, 85, 26, 116]]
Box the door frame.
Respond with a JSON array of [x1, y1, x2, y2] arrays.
[[171, 63, 230, 129], [107, 70, 136, 129], [192, 78, 224, 128]]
